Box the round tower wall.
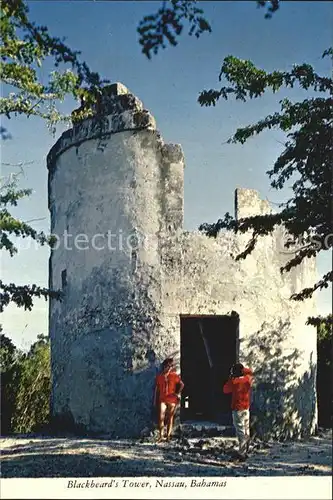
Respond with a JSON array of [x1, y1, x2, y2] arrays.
[[47, 87, 185, 436]]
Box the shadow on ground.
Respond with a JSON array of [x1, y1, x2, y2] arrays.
[[1, 431, 332, 478]]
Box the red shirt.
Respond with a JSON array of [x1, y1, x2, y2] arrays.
[[223, 368, 253, 411], [155, 371, 181, 404]]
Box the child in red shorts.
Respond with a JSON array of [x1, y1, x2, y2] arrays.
[[154, 358, 184, 442]]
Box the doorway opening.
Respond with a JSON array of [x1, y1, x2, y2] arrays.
[[180, 313, 239, 425]]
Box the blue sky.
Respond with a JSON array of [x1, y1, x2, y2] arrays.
[[1, 0, 332, 349]]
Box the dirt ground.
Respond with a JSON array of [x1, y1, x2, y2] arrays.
[[1, 428, 331, 478]]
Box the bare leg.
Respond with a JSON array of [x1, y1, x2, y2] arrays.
[[157, 402, 167, 441], [166, 403, 176, 441]]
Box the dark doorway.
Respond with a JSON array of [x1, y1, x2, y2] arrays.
[[180, 314, 239, 425]]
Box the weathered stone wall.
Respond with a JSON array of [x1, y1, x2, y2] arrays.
[[48, 84, 185, 436], [159, 198, 317, 439], [48, 83, 317, 438]]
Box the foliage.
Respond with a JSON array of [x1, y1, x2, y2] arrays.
[[0, 329, 22, 434], [12, 334, 51, 433], [256, 0, 280, 19], [1, 0, 105, 312], [0, 325, 17, 371], [0, 175, 46, 257], [307, 314, 333, 331], [138, 0, 211, 59], [1, 0, 106, 136], [0, 333, 51, 434], [0, 281, 61, 313], [0, 172, 62, 312], [138, 0, 280, 59], [197, 50, 333, 302]]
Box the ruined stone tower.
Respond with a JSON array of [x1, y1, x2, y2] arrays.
[[48, 83, 318, 439]]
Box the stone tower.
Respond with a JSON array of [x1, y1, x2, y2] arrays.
[[48, 83, 184, 436], [48, 83, 318, 439]]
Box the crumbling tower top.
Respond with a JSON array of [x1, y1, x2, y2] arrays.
[[47, 82, 157, 171], [235, 188, 272, 220]]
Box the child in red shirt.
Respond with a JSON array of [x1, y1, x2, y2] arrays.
[[223, 363, 253, 459]]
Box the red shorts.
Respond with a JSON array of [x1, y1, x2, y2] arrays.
[[160, 394, 178, 405]]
